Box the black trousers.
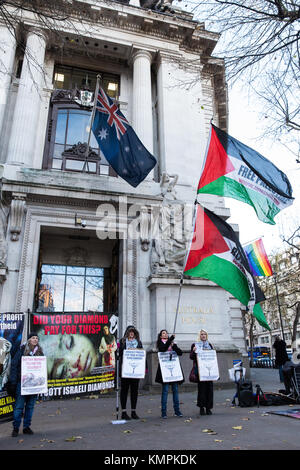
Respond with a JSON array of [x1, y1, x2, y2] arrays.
[[120, 378, 139, 410], [197, 381, 213, 410]]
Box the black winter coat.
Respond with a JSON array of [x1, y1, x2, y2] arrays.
[[273, 339, 289, 366], [9, 344, 26, 386], [155, 336, 184, 384]]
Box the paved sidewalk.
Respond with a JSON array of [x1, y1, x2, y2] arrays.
[[0, 368, 299, 452]]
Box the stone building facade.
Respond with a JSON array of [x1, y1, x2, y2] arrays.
[[0, 0, 247, 387]]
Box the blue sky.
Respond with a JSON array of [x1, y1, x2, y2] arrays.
[[227, 83, 300, 255]]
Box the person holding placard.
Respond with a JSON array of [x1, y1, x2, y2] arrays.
[[155, 329, 184, 419], [190, 329, 214, 416], [119, 326, 144, 420], [9, 333, 44, 437]]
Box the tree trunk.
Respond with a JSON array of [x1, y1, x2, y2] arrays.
[[249, 316, 254, 365], [292, 301, 300, 348]]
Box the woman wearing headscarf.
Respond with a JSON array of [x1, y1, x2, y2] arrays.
[[190, 329, 214, 415], [119, 326, 143, 420], [9, 333, 44, 437], [155, 329, 184, 419]]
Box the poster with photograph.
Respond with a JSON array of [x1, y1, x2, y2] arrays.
[[121, 349, 146, 379], [158, 351, 183, 383], [196, 349, 219, 381], [0, 313, 25, 422], [31, 312, 118, 399], [21, 356, 48, 395]]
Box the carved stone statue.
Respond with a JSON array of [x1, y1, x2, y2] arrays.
[[140, 205, 150, 251], [140, 0, 175, 13], [160, 172, 178, 201], [151, 173, 191, 274]]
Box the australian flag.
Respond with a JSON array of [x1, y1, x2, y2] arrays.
[[92, 87, 157, 187]]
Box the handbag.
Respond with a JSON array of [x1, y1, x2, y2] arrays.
[[189, 363, 199, 383]]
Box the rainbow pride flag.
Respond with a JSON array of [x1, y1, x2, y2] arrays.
[[243, 238, 273, 277]]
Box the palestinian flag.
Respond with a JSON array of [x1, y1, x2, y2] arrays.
[[197, 125, 294, 225], [184, 204, 270, 330]]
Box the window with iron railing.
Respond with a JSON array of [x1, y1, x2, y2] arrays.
[[43, 66, 119, 176]]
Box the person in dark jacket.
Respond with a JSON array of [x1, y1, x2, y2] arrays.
[[190, 329, 214, 416], [273, 336, 289, 383], [119, 326, 143, 420], [9, 333, 44, 437], [155, 329, 184, 418]]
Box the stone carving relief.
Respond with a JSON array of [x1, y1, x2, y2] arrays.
[[151, 172, 190, 274], [51, 88, 94, 108], [63, 246, 90, 266], [140, 0, 175, 13], [140, 205, 150, 252], [62, 142, 98, 160], [9, 195, 27, 242]]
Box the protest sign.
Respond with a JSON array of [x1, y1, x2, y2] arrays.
[[121, 349, 146, 379], [158, 351, 183, 383], [31, 312, 117, 399], [0, 313, 25, 422], [196, 349, 219, 381], [21, 356, 48, 395]]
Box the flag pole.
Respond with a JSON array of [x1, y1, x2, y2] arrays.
[[111, 316, 126, 425], [83, 74, 101, 172], [273, 272, 286, 342], [242, 236, 264, 247], [172, 122, 213, 333], [173, 274, 183, 335], [173, 198, 198, 334]]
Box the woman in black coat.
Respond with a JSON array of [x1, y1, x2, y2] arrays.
[[273, 336, 289, 382], [155, 329, 184, 418], [190, 329, 214, 416], [119, 326, 143, 420]]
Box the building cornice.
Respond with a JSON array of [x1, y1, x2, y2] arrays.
[[10, 0, 219, 56], [0, 166, 164, 207]]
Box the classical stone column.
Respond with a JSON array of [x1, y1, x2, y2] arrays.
[[0, 25, 17, 142], [7, 29, 47, 166], [132, 49, 153, 154], [156, 51, 205, 185], [156, 53, 167, 175]]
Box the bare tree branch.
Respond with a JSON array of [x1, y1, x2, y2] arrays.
[[178, 0, 300, 158]]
